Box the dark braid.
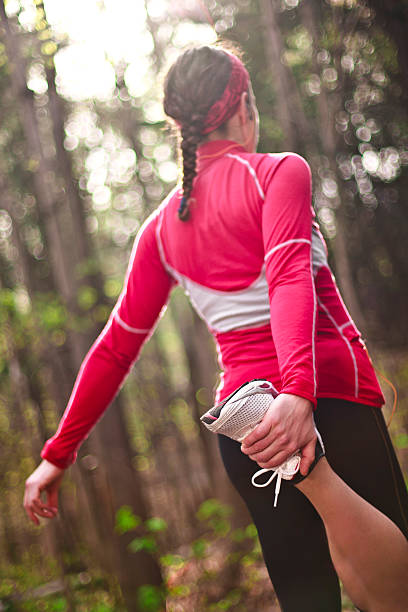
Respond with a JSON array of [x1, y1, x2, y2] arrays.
[[178, 117, 205, 220], [163, 46, 233, 221]]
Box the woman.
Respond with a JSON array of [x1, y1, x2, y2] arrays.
[[24, 45, 408, 611]]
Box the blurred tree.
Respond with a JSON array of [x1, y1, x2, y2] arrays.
[[365, 0, 408, 99], [0, 1, 164, 607], [0, 0, 407, 608]]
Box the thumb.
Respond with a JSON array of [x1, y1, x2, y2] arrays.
[[299, 438, 316, 477]]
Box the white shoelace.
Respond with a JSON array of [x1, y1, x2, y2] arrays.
[[252, 453, 301, 507], [251, 428, 325, 507]]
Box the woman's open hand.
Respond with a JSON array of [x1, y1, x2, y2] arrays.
[[24, 459, 65, 525], [241, 393, 316, 476]]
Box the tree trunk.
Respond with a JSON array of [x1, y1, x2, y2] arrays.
[[300, 0, 366, 330], [259, 0, 315, 154], [365, 0, 408, 101], [0, 6, 164, 606], [169, 295, 251, 526]]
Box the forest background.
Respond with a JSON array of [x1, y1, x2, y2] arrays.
[[1, 0, 408, 610]]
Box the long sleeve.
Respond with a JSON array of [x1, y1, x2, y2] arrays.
[[41, 211, 174, 468], [262, 153, 317, 406]]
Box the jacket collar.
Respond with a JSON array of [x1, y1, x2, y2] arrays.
[[197, 140, 247, 172]]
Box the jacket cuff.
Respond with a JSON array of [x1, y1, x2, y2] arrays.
[[41, 442, 76, 470], [278, 387, 317, 409]]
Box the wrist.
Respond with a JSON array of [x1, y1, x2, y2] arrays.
[[41, 458, 64, 472], [279, 391, 316, 411]]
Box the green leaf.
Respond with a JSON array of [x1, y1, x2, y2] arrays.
[[240, 553, 256, 567], [145, 517, 167, 532], [0, 289, 16, 313], [137, 585, 164, 612], [51, 598, 67, 611], [128, 536, 157, 554], [160, 554, 185, 569], [395, 434, 408, 449], [191, 538, 207, 558], [231, 528, 246, 542], [168, 584, 190, 598], [115, 505, 141, 534], [35, 295, 67, 331], [212, 518, 230, 537], [245, 524, 258, 539], [77, 286, 98, 310], [196, 498, 232, 522], [104, 278, 122, 298]]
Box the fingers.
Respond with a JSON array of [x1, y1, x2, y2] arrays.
[[240, 394, 317, 476], [241, 434, 273, 456], [299, 437, 316, 476], [242, 419, 291, 459], [242, 429, 316, 474], [241, 412, 274, 448], [23, 460, 64, 525], [24, 481, 39, 525], [24, 481, 58, 525], [32, 498, 58, 519], [245, 438, 297, 465], [24, 504, 40, 526], [46, 486, 60, 513], [254, 449, 298, 470], [242, 424, 299, 469]]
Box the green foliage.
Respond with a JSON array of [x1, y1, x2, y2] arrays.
[[0, 288, 17, 314], [77, 285, 98, 310], [0, 579, 14, 599], [196, 498, 233, 537], [34, 293, 67, 332], [244, 524, 258, 539], [196, 498, 231, 522], [120, 499, 266, 609], [191, 538, 207, 559], [206, 588, 242, 610], [167, 584, 190, 598], [128, 536, 157, 554], [136, 585, 165, 612], [0, 557, 117, 612], [230, 527, 246, 543], [114, 505, 141, 534], [159, 554, 185, 569], [103, 278, 122, 299], [145, 517, 167, 533], [168, 398, 199, 438], [90, 605, 114, 612], [49, 598, 67, 611], [395, 433, 408, 449], [75, 257, 101, 280], [116, 508, 168, 555]]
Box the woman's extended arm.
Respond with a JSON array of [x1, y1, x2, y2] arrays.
[[242, 154, 317, 473], [24, 210, 174, 523]]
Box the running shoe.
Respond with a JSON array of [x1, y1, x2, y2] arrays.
[[200, 379, 278, 442], [201, 379, 325, 507]]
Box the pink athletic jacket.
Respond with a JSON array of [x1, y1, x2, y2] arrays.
[[42, 140, 384, 469]]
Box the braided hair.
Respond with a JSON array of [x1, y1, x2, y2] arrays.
[[163, 47, 233, 221]]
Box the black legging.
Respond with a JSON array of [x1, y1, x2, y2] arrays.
[[218, 399, 408, 612]]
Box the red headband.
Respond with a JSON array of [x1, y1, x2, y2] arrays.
[[201, 54, 250, 135]]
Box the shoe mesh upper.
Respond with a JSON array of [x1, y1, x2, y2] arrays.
[[205, 393, 273, 441]]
